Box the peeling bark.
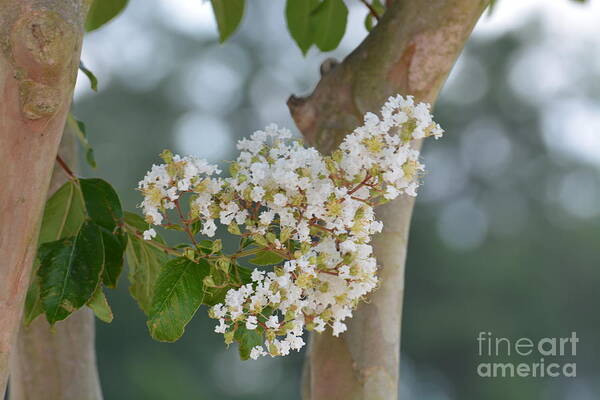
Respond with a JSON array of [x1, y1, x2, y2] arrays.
[[289, 1, 488, 399], [0, 1, 90, 395]]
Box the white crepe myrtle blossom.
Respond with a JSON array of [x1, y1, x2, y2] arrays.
[[143, 228, 157, 240], [137, 95, 443, 359], [137, 152, 222, 238]]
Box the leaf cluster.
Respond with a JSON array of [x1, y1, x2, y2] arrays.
[[27, 179, 126, 325]]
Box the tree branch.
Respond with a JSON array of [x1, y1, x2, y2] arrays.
[[289, 1, 489, 399]]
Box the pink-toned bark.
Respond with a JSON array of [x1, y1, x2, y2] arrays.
[[0, 1, 90, 395], [9, 129, 103, 400]]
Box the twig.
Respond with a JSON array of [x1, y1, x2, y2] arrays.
[[359, 0, 381, 21], [122, 223, 180, 256], [174, 199, 198, 246], [230, 246, 264, 260], [55, 155, 76, 180], [348, 174, 372, 196]]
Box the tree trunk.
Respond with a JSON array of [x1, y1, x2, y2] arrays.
[[288, 1, 488, 399], [0, 0, 90, 395], [9, 128, 103, 400], [9, 309, 102, 400]]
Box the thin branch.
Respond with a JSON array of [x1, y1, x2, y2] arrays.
[[347, 174, 372, 196], [174, 198, 198, 246], [121, 223, 181, 256], [359, 0, 380, 21], [55, 155, 76, 180], [230, 246, 264, 260]]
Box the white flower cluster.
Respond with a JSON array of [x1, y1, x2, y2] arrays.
[[138, 153, 222, 238], [137, 95, 443, 359]]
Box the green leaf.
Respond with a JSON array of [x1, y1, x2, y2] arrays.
[[100, 227, 127, 288], [124, 212, 153, 236], [147, 257, 209, 342], [68, 114, 97, 169], [211, 0, 245, 43], [240, 237, 254, 249], [85, 0, 129, 32], [88, 287, 113, 323], [86, 148, 96, 168], [39, 180, 86, 245], [24, 270, 44, 326], [249, 250, 284, 266], [234, 326, 264, 360], [164, 224, 185, 232], [312, 0, 348, 52], [196, 239, 214, 255], [285, 0, 319, 55], [487, 0, 498, 15], [235, 265, 253, 284], [79, 61, 98, 92], [364, 13, 373, 32], [126, 237, 169, 315], [38, 221, 105, 325], [202, 264, 252, 306], [26, 181, 86, 324], [125, 213, 170, 314], [190, 220, 203, 236], [80, 178, 123, 231]]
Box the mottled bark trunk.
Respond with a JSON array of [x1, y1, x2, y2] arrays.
[[9, 129, 103, 400], [0, 0, 90, 395], [289, 1, 488, 399]]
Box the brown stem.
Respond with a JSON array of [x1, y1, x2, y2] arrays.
[[230, 246, 264, 260], [359, 0, 381, 21], [122, 223, 181, 257], [55, 155, 76, 179], [347, 174, 372, 196], [289, 1, 489, 399], [174, 198, 198, 246], [308, 222, 334, 234]]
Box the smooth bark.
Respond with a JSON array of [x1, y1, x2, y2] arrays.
[[10, 310, 102, 400], [0, 0, 90, 395], [288, 1, 488, 399], [9, 130, 103, 400]]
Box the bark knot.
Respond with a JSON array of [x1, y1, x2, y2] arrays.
[[9, 10, 78, 121], [19, 80, 61, 120]]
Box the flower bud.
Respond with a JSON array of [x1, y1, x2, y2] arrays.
[[159, 149, 173, 163], [228, 222, 241, 235], [212, 239, 223, 253], [216, 257, 231, 273], [203, 275, 216, 288], [183, 248, 196, 262], [224, 330, 234, 345]]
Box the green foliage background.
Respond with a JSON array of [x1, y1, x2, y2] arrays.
[[69, 0, 600, 399]]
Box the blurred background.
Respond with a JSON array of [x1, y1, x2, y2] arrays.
[[72, 0, 600, 399]]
